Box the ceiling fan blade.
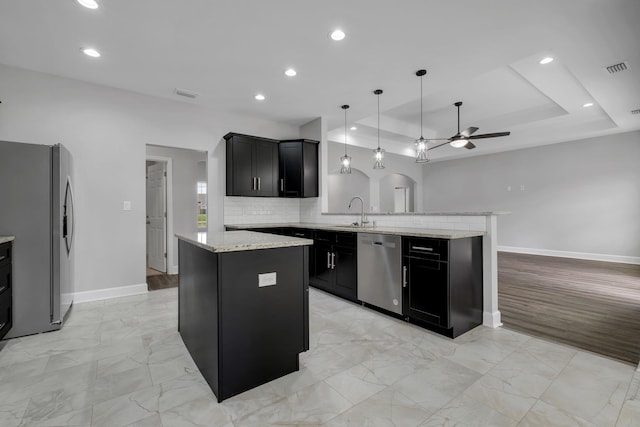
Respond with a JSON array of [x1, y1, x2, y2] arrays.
[[464, 141, 476, 149], [427, 141, 449, 151], [460, 127, 479, 137], [467, 131, 511, 140]]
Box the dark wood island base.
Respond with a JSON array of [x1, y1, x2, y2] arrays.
[[177, 232, 311, 402]]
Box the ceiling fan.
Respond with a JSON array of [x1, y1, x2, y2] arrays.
[[429, 101, 511, 151]]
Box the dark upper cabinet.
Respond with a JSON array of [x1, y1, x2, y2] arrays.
[[278, 140, 319, 198], [0, 241, 13, 340], [225, 133, 279, 197]]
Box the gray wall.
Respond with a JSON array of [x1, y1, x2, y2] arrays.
[[327, 168, 371, 213], [327, 141, 423, 212], [422, 131, 640, 259], [146, 145, 207, 272], [379, 173, 416, 213], [0, 63, 300, 294]]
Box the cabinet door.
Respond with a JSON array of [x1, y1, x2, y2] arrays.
[[254, 141, 278, 196], [403, 257, 449, 327], [279, 143, 302, 197], [310, 242, 332, 292], [333, 244, 357, 302], [228, 137, 255, 196]]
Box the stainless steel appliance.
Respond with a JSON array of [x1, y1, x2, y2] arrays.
[[0, 141, 75, 338], [357, 233, 402, 314]]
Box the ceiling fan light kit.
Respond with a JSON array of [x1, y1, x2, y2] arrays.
[[340, 104, 352, 174], [373, 89, 386, 169]]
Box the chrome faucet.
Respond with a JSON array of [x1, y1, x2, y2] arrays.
[[348, 196, 369, 227]]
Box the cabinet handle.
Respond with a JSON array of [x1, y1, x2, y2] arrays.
[[412, 246, 433, 252], [331, 253, 335, 269], [0, 322, 5, 330], [0, 286, 6, 294], [280, 178, 284, 192], [402, 266, 407, 287], [252, 177, 256, 191], [327, 252, 331, 268], [0, 256, 5, 262], [257, 177, 261, 191]]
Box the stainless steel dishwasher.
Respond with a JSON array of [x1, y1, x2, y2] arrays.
[[357, 233, 402, 314]]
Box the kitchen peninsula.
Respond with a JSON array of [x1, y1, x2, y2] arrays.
[[176, 230, 313, 402]]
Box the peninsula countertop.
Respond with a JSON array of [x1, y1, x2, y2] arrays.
[[176, 230, 314, 253], [0, 236, 15, 245], [225, 223, 485, 239]]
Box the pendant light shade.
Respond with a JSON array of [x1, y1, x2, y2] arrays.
[[373, 89, 385, 169], [414, 69, 429, 163], [340, 104, 352, 174]]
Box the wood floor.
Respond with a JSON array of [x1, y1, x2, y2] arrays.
[[147, 274, 178, 291], [498, 252, 640, 365]]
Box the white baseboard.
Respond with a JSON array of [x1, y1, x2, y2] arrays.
[[483, 311, 502, 328], [498, 246, 640, 265], [168, 265, 179, 275], [73, 283, 148, 303]]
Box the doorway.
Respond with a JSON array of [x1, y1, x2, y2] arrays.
[[145, 145, 207, 291]]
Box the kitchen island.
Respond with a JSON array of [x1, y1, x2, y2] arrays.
[[176, 231, 313, 402]]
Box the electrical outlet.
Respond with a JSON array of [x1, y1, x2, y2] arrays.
[[520, 185, 525, 191], [507, 186, 512, 192], [123, 201, 132, 211]]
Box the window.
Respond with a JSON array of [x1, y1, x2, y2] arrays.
[[197, 181, 207, 228]]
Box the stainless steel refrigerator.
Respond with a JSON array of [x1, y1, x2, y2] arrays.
[[0, 141, 75, 338]]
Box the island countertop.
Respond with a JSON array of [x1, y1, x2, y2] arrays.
[[225, 223, 484, 239], [176, 230, 313, 253], [0, 236, 15, 244]]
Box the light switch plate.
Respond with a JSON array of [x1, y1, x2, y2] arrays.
[[123, 201, 132, 211], [258, 272, 277, 287]]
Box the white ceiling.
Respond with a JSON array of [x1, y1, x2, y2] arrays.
[[1, 0, 638, 161]]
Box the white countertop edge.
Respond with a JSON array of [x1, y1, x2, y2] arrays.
[[0, 236, 15, 244], [176, 231, 313, 253], [225, 224, 485, 239], [321, 211, 510, 216]]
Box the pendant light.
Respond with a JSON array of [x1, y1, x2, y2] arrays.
[[340, 104, 352, 174], [372, 89, 385, 169], [414, 69, 429, 163]]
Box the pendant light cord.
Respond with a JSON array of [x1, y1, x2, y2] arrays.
[[344, 107, 348, 156], [420, 76, 423, 139], [377, 93, 380, 149]]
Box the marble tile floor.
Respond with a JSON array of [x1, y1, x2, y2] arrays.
[[0, 287, 638, 427]]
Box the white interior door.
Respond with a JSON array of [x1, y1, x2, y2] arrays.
[[147, 162, 167, 272]]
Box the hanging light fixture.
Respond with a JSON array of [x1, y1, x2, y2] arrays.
[[340, 104, 352, 174], [414, 69, 429, 163], [373, 89, 385, 169]]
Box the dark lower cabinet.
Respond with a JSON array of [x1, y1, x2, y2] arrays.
[[402, 236, 483, 338], [0, 241, 13, 340], [178, 240, 309, 402], [309, 231, 357, 302]]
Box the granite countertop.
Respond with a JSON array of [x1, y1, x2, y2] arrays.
[[321, 211, 510, 216], [225, 223, 485, 239], [0, 236, 15, 244], [176, 230, 313, 253]]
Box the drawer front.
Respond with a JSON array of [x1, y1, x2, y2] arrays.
[[313, 230, 335, 243], [0, 292, 12, 340], [289, 228, 314, 239], [403, 237, 448, 262], [0, 263, 10, 297], [0, 242, 11, 267], [335, 231, 356, 246]]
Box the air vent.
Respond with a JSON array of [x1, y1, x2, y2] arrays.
[[632, 109, 640, 115], [605, 61, 628, 74], [174, 88, 199, 99]]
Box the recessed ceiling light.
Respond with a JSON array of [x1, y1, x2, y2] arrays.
[[330, 29, 346, 41], [539, 57, 554, 65], [77, 0, 99, 9], [583, 102, 594, 107], [254, 94, 265, 101], [82, 48, 101, 58], [284, 68, 297, 77], [350, 126, 357, 131]]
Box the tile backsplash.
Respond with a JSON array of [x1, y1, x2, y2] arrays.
[[225, 196, 487, 232]]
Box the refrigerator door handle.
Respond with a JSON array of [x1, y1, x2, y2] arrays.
[[64, 177, 75, 255]]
